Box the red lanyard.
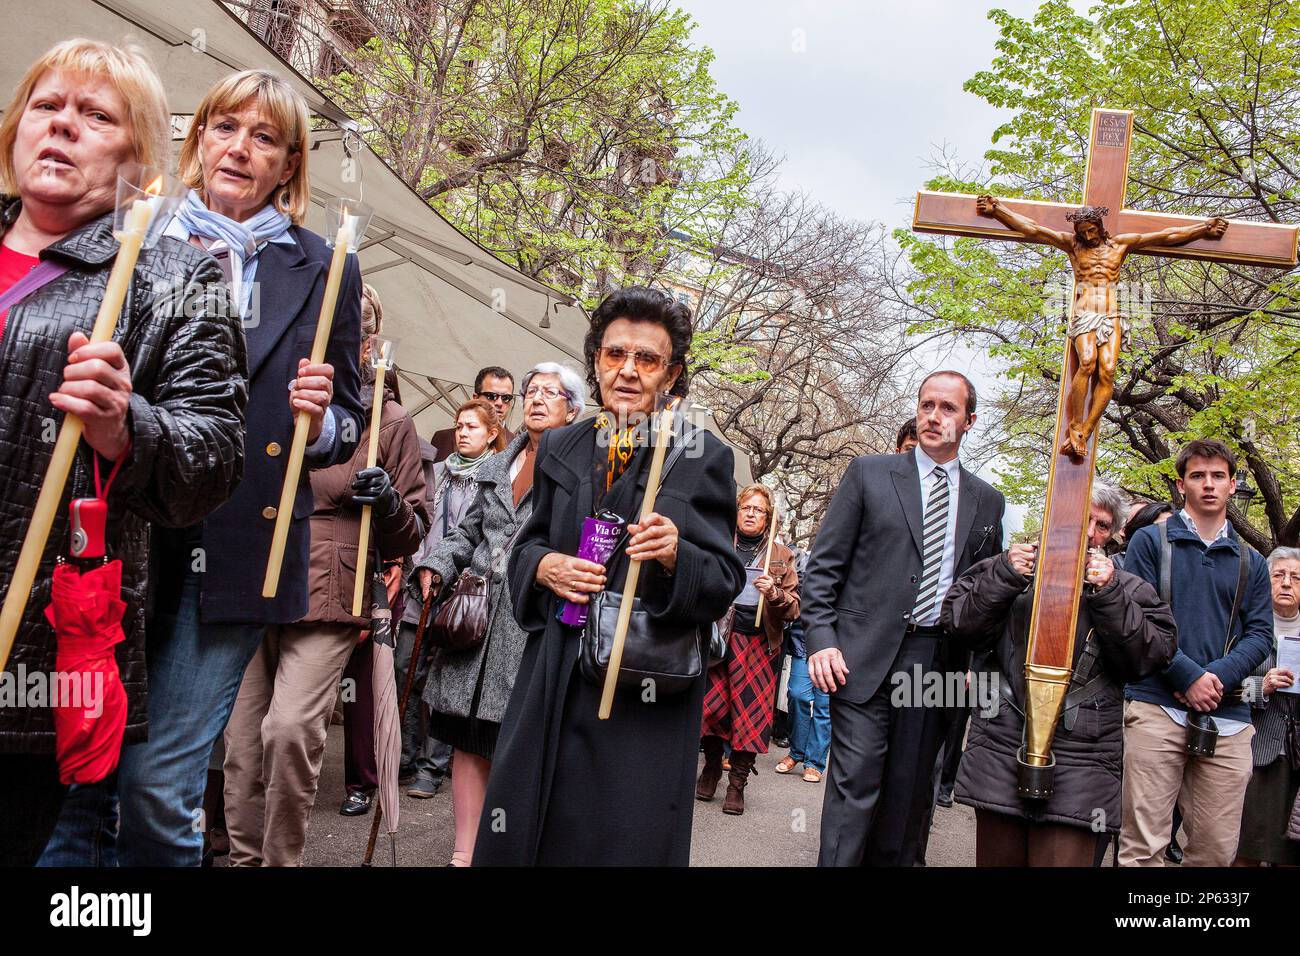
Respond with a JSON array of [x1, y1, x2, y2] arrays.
[[92, 439, 130, 501]]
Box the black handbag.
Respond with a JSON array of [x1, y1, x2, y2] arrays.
[[579, 426, 705, 696], [429, 572, 491, 651], [580, 589, 705, 696]]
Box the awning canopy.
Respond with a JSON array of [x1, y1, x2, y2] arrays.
[[3, 0, 753, 484], [6, 0, 588, 434]]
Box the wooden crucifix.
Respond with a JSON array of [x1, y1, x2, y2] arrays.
[[912, 108, 1298, 798]]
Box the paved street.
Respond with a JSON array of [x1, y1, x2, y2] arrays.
[[288, 724, 977, 866]]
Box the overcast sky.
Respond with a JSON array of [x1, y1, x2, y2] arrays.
[[678, 1, 1068, 527], [677, 0, 1052, 226]]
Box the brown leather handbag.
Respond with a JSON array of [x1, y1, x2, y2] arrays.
[[428, 572, 491, 651]]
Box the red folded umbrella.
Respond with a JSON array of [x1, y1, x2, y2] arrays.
[[43, 559, 129, 785]]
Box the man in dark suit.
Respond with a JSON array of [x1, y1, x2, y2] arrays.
[[803, 370, 1005, 866]]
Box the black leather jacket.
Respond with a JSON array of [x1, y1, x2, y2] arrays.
[[0, 197, 248, 753], [941, 553, 1176, 829]]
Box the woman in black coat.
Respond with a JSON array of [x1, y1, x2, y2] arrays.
[[474, 286, 745, 866], [940, 485, 1176, 866]]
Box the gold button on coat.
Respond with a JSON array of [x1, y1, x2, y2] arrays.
[[262, 506, 277, 519], [266, 442, 282, 457]]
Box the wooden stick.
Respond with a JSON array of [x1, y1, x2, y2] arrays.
[[0, 198, 153, 671], [352, 344, 391, 616], [598, 403, 677, 720], [263, 221, 354, 598], [753, 507, 779, 628]]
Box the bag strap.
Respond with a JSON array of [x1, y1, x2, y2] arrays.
[[1061, 630, 1107, 731], [1162, 518, 1250, 658], [441, 473, 451, 537], [0, 259, 71, 314], [1223, 536, 1250, 656]]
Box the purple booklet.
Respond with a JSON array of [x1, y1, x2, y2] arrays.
[[557, 511, 625, 627]]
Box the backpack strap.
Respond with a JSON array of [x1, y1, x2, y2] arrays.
[[1224, 532, 1250, 656], [1159, 519, 1173, 605]]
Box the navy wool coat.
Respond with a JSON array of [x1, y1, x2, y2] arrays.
[[152, 225, 364, 625]]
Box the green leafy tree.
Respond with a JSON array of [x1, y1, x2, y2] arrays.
[[897, 0, 1300, 550], [317, 0, 752, 306]]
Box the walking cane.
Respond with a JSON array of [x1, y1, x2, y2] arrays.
[[362, 587, 434, 867]]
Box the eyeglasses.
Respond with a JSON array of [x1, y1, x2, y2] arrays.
[[597, 346, 678, 375], [739, 505, 769, 516], [477, 391, 514, 404], [523, 385, 566, 402], [1272, 570, 1300, 584]]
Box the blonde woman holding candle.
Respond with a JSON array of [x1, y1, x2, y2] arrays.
[[475, 287, 745, 866], [114, 69, 364, 867], [0, 39, 246, 865]]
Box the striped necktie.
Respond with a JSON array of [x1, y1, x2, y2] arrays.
[[911, 466, 951, 622]]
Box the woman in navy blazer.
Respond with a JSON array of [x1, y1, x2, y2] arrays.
[[114, 70, 364, 866]]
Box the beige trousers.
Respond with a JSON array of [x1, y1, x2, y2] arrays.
[[223, 621, 359, 866], [1119, 700, 1255, 867]]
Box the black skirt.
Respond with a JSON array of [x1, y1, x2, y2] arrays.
[[1237, 757, 1300, 865], [426, 710, 499, 760]]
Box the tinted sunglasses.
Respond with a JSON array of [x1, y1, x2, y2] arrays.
[[597, 346, 679, 375], [477, 391, 515, 404]]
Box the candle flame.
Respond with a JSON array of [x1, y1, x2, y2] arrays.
[[144, 176, 164, 196]]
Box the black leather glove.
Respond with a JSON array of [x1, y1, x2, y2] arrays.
[[351, 466, 401, 517]]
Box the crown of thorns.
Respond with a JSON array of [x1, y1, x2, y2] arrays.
[[1066, 205, 1110, 224]]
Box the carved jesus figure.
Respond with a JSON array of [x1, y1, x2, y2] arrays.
[[975, 195, 1228, 458]]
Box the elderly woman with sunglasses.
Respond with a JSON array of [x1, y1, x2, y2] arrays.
[[474, 286, 745, 867], [415, 361, 584, 866]]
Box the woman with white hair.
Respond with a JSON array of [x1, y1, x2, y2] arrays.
[[1235, 545, 1300, 866], [415, 361, 585, 865]]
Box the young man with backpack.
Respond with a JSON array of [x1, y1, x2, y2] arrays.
[[1119, 439, 1274, 866]]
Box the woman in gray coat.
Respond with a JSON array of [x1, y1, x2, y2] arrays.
[[417, 362, 585, 866]]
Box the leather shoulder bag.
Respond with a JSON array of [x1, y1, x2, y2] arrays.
[[429, 477, 527, 652]]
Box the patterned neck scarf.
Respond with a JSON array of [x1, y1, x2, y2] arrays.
[[593, 410, 644, 497]]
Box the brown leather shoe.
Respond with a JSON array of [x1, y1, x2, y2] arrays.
[[696, 736, 725, 801], [722, 751, 755, 815], [774, 755, 799, 774]]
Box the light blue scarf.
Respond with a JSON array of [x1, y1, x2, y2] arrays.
[[172, 189, 293, 315]]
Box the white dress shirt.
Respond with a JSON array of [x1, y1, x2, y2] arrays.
[[913, 446, 962, 626]]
